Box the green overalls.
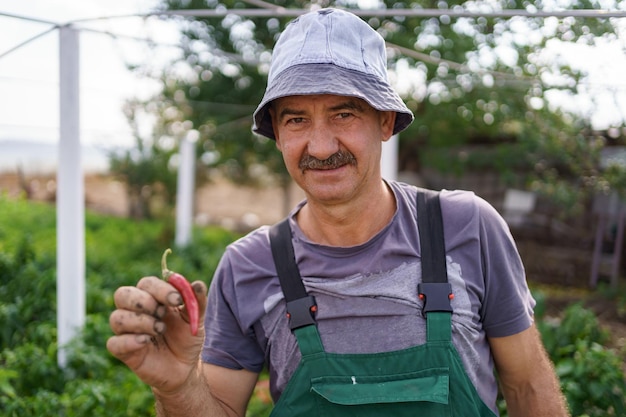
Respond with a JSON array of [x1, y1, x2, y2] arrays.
[[268, 190, 497, 416]]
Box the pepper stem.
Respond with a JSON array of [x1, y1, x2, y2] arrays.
[[161, 248, 173, 279]]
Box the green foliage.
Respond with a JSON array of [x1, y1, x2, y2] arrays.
[[0, 196, 238, 416], [536, 300, 626, 417], [497, 295, 626, 417]]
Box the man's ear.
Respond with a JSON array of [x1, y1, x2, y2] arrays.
[[380, 111, 396, 142]]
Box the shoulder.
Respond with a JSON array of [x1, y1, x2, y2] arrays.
[[389, 181, 505, 230], [216, 225, 276, 291], [390, 182, 514, 254], [389, 180, 488, 212], [440, 189, 506, 228], [225, 225, 271, 258], [210, 224, 283, 331], [439, 188, 496, 214]]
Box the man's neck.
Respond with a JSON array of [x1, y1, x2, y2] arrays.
[[296, 180, 396, 247]]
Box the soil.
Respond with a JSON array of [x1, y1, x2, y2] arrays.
[[0, 171, 305, 228], [1, 171, 624, 364]]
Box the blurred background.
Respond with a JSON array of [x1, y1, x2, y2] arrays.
[[1, 1, 625, 416]]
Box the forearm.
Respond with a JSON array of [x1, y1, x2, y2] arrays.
[[491, 325, 570, 417], [501, 370, 570, 417]]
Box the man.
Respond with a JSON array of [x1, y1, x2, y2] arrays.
[[107, 8, 570, 417]]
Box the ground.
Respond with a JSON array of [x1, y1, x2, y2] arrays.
[[1, 171, 624, 363]]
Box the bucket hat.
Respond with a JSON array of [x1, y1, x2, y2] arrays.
[[252, 8, 414, 140]]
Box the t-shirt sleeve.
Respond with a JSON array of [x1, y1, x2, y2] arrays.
[[474, 195, 535, 338], [201, 247, 266, 373]]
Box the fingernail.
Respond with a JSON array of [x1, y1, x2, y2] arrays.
[[192, 282, 205, 295], [154, 321, 166, 334], [155, 304, 166, 318], [135, 334, 149, 344], [167, 291, 182, 306]]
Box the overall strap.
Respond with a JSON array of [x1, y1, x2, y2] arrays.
[[416, 189, 453, 342], [269, 219, 318, 330], [269, 188, 453, 347], [269, 219, 323, 355]]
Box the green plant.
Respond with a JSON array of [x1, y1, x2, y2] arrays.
[[0, 196, 238, 416], [538, 303, 626, 417]]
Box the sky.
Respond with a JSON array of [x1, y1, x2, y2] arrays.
[[1, 1, 626, 172], [542, 37, 626, 132], [0, 0, 179, 152]]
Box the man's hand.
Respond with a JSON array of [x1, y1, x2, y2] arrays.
[[106, 276, 208, 393]]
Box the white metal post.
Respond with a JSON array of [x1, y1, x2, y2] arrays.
[[175, 130, 197, 247], [381, 134, 398, 182], [57, 25, 85, 367]]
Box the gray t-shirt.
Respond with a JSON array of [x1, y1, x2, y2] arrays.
[[202, 181, 535, 414]]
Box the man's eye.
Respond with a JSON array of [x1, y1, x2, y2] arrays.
[[337, 112, 353, 119], [287, 117, 305, 124]]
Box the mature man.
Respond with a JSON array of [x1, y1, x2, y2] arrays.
[[107, 8, 570, 417]]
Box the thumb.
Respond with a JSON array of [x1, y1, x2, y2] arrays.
[[191, 280, 208, 321]]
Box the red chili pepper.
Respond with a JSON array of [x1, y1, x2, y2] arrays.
[[161, 248, 200, 336]]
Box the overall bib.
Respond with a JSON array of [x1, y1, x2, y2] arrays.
[[268, 190, 497, 417]]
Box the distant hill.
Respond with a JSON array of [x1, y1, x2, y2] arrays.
[[0, 139, 114, 174]]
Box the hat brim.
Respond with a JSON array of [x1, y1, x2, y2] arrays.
[[253, 64, 414, 140]]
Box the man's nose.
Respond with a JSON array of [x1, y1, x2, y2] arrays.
[[307, 121, 339, 160]]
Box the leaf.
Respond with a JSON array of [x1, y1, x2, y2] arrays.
[[555, 358, 575, 377]]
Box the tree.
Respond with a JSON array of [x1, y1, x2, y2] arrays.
[[372, 0, 623, 217], [119, 0, 626, 219], [108, 98, 179, 219]]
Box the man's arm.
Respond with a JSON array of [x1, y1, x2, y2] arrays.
[[154, 363, 259, 417], [489, 323, 570, 417]]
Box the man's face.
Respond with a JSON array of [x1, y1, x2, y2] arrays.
[[270, 94, 395, 206]]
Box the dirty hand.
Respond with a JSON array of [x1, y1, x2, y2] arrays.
[[106, 276, 208, 393]]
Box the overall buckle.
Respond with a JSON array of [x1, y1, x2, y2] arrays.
[[418, 283, 454, 313], [286, 295, 317, 330]]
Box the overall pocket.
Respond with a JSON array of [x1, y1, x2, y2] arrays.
[[310, 367, 452, 417]]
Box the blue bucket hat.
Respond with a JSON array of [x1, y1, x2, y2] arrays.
[[252, 8, 414, 140]]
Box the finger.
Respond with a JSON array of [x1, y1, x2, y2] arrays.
[[137, 276, 183, 307], [161, 280, 207, 336], [175, 280, 208, 325], [113, 285, 166, 318], [109, 309, 166, 336], [106, 333, 151, 361], [191, 280, 208, 317]]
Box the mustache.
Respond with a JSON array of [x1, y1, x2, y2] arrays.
[[298, 150, 357, 172]]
